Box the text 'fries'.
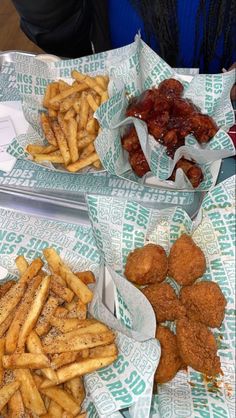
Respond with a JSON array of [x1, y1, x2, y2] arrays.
[[0, 249, 117, 417], [26, 70, 109, 172]]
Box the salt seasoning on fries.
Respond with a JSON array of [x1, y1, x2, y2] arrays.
[[27, 70, 109, 172], [0, 249, 118, 417]]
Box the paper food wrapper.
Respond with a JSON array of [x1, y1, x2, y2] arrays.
[[4, 38, 234, 189], [86, 175, 235, 417], [0, 208, 159, 418], [95, 36, 235, 190]]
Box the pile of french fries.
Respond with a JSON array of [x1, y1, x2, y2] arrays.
[[0, 249, 117, 417], [26, 70, 109, 172]]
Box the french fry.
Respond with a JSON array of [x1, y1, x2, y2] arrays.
[[47, 399, 63, 417], [15, 368, 46, 415], [64, 108, 76, 121], [67, 118, 79, 162], [2, 353, 50, 369], [19, 257, 43, 285], [43, 84, 52, 108], [0, 280, 15, 299], [0, 381, 20, 412], [50, 82, 60, 99], [5, 275, 42, 354], [8, 388, 25, 417], [58, 112, 69, 138], [40, 387, 81, 416], [51, 352, 78, 370], [33, 153, 65, 164], [65, 376, 85, 406], [55, 306, 68, 318], [88, 343, 118, 359], [73, 99, 81, 114], [51, 121, 71, 166], [41, 113, 58, 147], [0, 309, 16, 338], [43, 321, 105, 345], [49, 83, 88, 104], [48, 108, 58, 118], [77, 135, 96, 150], [50, 278, 74, 303], [93, 160, 102, 169], [86, 118, 98, 134], [60, 98, 76, 113], [49, 317, 81, 333], [35, 296, 59, 336], [79, 92, 90, 130], [80, 143, 95, 159], [95, 75, 108, 90], [101, 90, 109, 104], [26, 144, 58, 155], [67, 152, 100, 172], [86, 94, 99, 112], [76, 300, 87, 320], [43, 329, 115, 354], [0, 282, 25, 326], [27, 331, 58, 383], [17, 276, 51, 350], [72, 71, 104, 96], [43, 248, 93, 304], [15, 255, 29, 274], [0, 338, 4, 384], [41, 355, 117, 387]]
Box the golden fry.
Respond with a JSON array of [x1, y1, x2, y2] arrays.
[[15, 368, 46, 415], [0, 381, 20, 412], [40, 113, 57, 147], [65, 377, 85, 407], [67, 118, 79, 163], [0, 280, 15, 299], [33, 153, 64, 164], [101, 91, 109, 104], [79, 92, 90, 130], [35, 296, 59, 336], [64, 108, 76, 121], [51, 120, 71, 166], [49, 83, 88, 104], [80, 143, 95, 159], [19, 257, 43, 285], [43, 329, 114, 354], [89, 343, 118, 359], [42, 355, 117, 387], [55, 306, 69, 317], [86, 118, 99, 134], [26, 144, 58, 155], [43, 84, 51, 108], [2, 353, 50, 369], [0, 309, 16, 338], [27, 331, 58, 383], [8, 388, 25, 417], [48, 399, 63, 417], [15, 255, 28, 274], [40, 387, 81, 416], [17, 276, 50, 350], [67, 152, 100, 172], [5, 275, 42, 354], [51, 352, 78, 370], [77, 135, 96, 150], [0, 282, 25, 326], [50, 277, 74, 303], [0, 338, 4, 385], [86, 94, 99, 112]]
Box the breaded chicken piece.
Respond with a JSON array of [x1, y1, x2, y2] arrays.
[[176, 318, 221, 376], [142, 282, 186, 322], [180, 281, 226, 328], [124, 244, 168, 285], [168, 234, 206, 285], [155, 325, 183, 384]]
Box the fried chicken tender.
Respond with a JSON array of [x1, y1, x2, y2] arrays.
[[155, 325, 183, 384], [129, 149, 150, 177], [124, 244, 168, 285], [176, 318, 221, 376], [158, 79, 184, 98], [121, 126, 141, 153], [168, 234, 206, 285], [180, 281, 227, 328], [189, 113, 218, 143], [169, 158, 203, 188], [142, 282, 186, 322]]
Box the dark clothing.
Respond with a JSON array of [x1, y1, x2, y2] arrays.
[[12, 0, 111, 58]]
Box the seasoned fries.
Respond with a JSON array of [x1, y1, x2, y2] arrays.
[[27, 69, 109, 172], [0, 248, 118, 416]]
